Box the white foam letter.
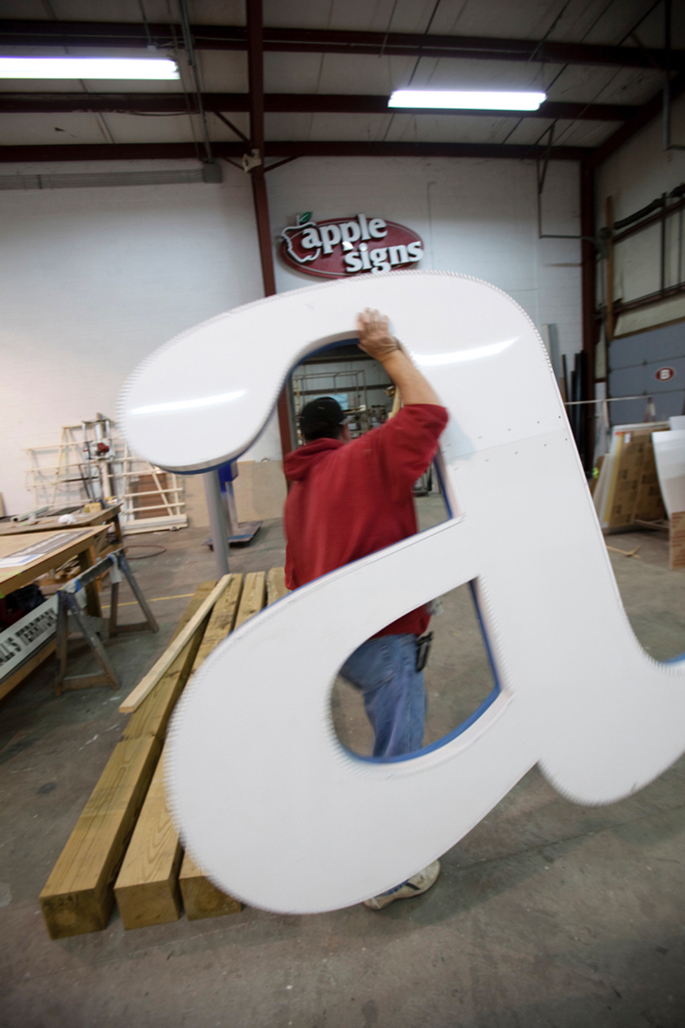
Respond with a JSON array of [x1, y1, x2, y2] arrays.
[[119, 272, 685, 915]]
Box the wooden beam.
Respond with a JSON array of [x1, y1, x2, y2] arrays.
[[119, 575, 232, 714], [40, 736, 162, 938], [176, 569, 270, 920], [114, 576, 244, 930], [1, 20, 682, 71], [266, 566, 289, 605], [178, 852, 242, 920], [234, 571, 266, 630], [40, 583, 215, 939], [113, 751, 183, 929], [190, 573, 244, 666]]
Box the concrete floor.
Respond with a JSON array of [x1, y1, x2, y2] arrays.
[[1, 502, 685, 1028]]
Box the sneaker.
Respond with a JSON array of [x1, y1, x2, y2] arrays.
[[363, 860, 441, 910]]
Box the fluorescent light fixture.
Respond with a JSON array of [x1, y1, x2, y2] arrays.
[[389, 90, 546, 111], [0, 57, 179, 80]]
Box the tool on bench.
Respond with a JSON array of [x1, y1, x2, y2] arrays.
[[55, 548, 158, 695]]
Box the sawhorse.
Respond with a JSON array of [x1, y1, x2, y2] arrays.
[[55, 548, 158, 695]]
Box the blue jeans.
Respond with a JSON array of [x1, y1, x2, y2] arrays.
[[339, 634, 426, 759]]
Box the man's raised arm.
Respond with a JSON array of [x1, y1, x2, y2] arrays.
[[355, 308, 442, 407]]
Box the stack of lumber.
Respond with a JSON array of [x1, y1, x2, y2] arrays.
[[40, 567, 289, 938], [593, 423, 669, 531]]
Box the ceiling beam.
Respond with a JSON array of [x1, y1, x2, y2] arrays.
[[0, 20, 682, 72], [0, 92, 636, 122], [587, 74, 685, 167], [0, 140, 590, 163]]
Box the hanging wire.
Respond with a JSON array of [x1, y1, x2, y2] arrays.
[[138, 0, 156, 49], [503, 0, 623, 149], [379, 0, 401, 59], [406, 0, 444, 87], [382, 0, 444, 143], [177, 0, 214, 164], [531, 0, 668, 153], [165, 0, 202, 162], [529, 0, 574, 63], [536, 0, 619, 109]]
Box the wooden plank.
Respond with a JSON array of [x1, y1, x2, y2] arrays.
[[234, 571, 266, 629], [113, 576, 244, 930], [39, 584, 215, 939], [266, 566, 289, 605], [192, 574, 244, 667], [178, 851, 242, 920], [122, 580, 216, 742], [119, 575, 232, 713]]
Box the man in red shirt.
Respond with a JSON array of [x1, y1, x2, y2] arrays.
[[283, 308, 448, 909]]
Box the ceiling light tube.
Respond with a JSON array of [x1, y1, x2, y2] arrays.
[[0, 57, 179, 80], [388, 90, 546, 111]]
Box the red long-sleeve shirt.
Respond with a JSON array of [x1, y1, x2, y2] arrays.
[[283, 403, 448, 637]]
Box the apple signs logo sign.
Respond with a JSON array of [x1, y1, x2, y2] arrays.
[[119, 271, 685, 914], [281, 212, 424, 278]]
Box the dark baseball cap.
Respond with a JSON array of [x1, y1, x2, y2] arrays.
[[299, 397, 346, 440]]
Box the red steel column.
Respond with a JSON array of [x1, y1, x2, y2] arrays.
[[580, 159, 596, 472], [247, 0, 293, 456]]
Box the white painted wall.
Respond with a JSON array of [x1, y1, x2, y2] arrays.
[[596, 93, 685, 313], [596, 93, 685, 224], [0, 160, 263, 516], [1, 154, 582, 517], [268, 155, 582, 361]]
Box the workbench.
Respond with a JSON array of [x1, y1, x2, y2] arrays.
[[0, 528, 107, 703], [0, 503, 122, 542]]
